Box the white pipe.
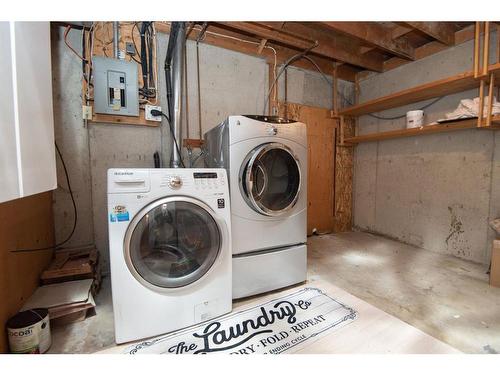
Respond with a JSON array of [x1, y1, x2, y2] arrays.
[[113, 22, 119, 58]]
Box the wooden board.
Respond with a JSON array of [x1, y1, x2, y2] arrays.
[[334, 116, 354, 232], [321, 22, 415, 60], [81, 22, 159, 127], [490, 240, 500, 287], [342, 62, 500, 117], [278, 102, 337, 235], [345, 116, 500, 144], [0, 192, 55, 353], [41, 246, 98, 285]]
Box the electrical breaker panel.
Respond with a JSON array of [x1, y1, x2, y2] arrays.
[[93, 56, 139, 116]]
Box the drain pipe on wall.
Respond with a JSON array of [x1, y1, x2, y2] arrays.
[[165, 22, 187, 168]]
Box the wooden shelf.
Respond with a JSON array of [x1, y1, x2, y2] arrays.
[[89, 110, 160, 127], [339, 63, 500, 117], [344, 117, 500, 144]]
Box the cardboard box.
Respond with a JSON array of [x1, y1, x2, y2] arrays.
[[490, 240, 500, 287]]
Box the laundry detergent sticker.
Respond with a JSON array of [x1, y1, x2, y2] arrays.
[[110, 205, 130, 222]]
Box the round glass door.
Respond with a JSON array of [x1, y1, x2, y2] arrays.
[[124, 198, 221, 289], [240, 143, 301, 216]]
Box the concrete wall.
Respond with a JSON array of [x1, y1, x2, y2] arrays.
[[51, 25, 352, 271], [354, 32, 500, 265]]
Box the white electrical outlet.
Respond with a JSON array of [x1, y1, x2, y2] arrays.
[[145, 105, 162, 122], [82, 105, 92, 120]]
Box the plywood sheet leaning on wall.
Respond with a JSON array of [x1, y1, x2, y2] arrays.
[[0, 192, 55, 352], [334, 116, 355, 232], [278, 101, 337, 235]]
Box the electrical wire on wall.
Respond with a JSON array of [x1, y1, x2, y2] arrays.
[[157, 23, 445, 162], [55, 22, 162, 254], [177, 22, 279, 118], [71, 21, 159, 106], [11, 143, 78, 253], [263, 45, 444, 120], [138, 22, 157, 103], [263, 42, 318, 115]]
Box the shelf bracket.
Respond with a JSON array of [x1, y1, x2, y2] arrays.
[[474, 21, 491, 79], [487, 73, 495, 127]]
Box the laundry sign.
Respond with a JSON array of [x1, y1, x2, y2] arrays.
[[123, 288, 357, 354]]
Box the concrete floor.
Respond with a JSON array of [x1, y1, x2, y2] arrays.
[[308, 232, 500, 354], [49, 231, 500, 354], [48, 276, 115, 354]]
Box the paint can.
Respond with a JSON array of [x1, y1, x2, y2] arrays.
[[6, 308, 51, 353], [406, 110, 424, 128]]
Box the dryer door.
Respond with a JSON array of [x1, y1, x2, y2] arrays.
[[240, 142, 301, 216], [123, 197, 222, 290]]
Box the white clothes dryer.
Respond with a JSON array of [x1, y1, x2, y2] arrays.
[[204, 115, 307, 299]]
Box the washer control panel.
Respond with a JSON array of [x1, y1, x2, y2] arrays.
[[193, 171, 225, 190]]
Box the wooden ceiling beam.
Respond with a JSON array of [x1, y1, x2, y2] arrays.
[[391, 25, 414, 39], [154, 22, 357, 82], [320, 22, 415, 60], [357, 24, 476, 80], [383, 24, 474, 71], [403, 22, 456, 45], [216, 21, 316, 50], [215, 21, 384, 72]]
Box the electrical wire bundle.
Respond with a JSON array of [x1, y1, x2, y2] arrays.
[[136, 22, 157, 101], [12, 143, 77, 253], [264, 43, 444, 120]]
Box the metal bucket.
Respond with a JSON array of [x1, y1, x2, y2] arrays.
[[6, 308, 51, 353]]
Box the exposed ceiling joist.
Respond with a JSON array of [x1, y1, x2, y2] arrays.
[[357, 24, 476, 80], [320, 22, 415, 60], [154, 22, 358, 82], [391, 25, 414, 39], [404, 22, 456, 45], [154, 21, 474, 83], [216, 21, 316, 50], [216, 21, 384, 72]]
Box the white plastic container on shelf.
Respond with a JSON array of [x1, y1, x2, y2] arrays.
[[406, 110, 424, 128]]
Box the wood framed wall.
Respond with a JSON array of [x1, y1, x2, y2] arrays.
[[0, 192, 55, 353], [279, 102, 353, 235], [334, 116, 355, 232]]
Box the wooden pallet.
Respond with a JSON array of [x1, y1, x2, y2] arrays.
[[41, 246, 101, 294]]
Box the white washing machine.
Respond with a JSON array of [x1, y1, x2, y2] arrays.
[[205, 115, 307, 299], [107, 168, 232, 343]]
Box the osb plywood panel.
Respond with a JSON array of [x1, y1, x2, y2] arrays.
[[0, 192, 54, 352], [279, 101, 337, 235], [334, 116, 355, 232]]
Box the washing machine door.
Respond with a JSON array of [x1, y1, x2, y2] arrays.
[[240, 142, 301, 216], [123, 196, 222, 290]]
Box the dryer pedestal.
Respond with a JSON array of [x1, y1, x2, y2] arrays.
[[232, 244, 307, 299]]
